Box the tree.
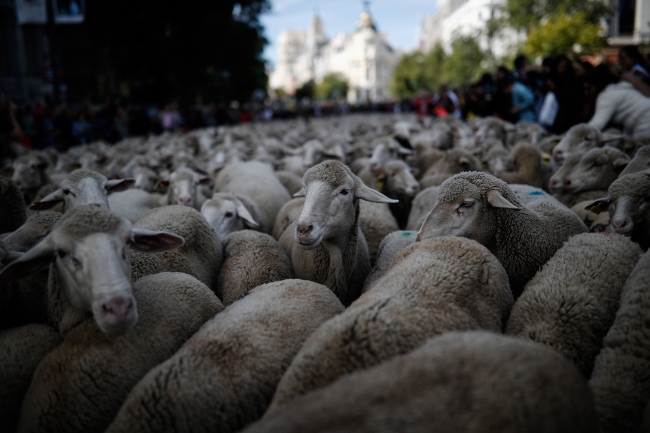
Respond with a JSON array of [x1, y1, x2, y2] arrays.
[[441, 35, 486, 88], [390, 43, 447, 99], [83, 0, 270, 104], [315, 73, 349, 100], [295, 80, 315, 100], [525, 12, 606, 58], [505, 0, 610, 32]]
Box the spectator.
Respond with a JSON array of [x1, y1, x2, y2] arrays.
[[586, 64, 650, 138], [71, 112, 92, 145], [618, 45, 650, 97], [548, 55, 580, 134], [498, 74, 536, 122]]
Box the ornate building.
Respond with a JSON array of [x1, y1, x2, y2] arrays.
[[269, 8, 401, 103], [419, 0, 524, 60]]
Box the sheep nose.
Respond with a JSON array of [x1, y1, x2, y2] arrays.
[[179, 196, 192, 206], [411, 184, 420, 194], [553, 150, 563, 160], [612, 219, 628, 230], [565, 179, 572, 187], [101, 298, 133, 319], [297, 224, 313, 236]]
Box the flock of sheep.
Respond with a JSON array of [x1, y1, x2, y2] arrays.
[[1, 113, 650, 432]]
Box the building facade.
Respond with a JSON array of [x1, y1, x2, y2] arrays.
[[607, 0, 650, 45], [419, 0, 524, 60], [269, 10, 401, 103]]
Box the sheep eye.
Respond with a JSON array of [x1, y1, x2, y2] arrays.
[[71, 257, 82, 270], [63, 189, 71, 195], [57, 250, 67, 259], [225, 212, 234, 218], [340, 189, 349, 196]]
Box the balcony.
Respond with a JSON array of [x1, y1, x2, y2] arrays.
[[607, 32, 650, 46]]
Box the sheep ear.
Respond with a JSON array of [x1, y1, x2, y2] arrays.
[[613, 158, 630, 170], [598, 133, 625, 144], [234, 200, 259, 228], [355, 183, 398, 203], [29, 189, 65, 211], [293, 188, 306, 198], [198, 177, 214, 186], [106, 178, 135, 193], [0, 238, 55, 284], [397, 145, 415, 155], [486, 190, 522, 210], [130, 228, 185, 253], [584, 198, 611, 215]]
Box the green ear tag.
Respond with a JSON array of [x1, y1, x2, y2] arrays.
[[587, 201, 602, 215], [376, 180, 384, 190]]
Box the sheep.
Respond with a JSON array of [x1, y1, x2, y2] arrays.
[[358, 201, 399, 264], [571, 201, 610, 232], [495, 145, 543, 188], [16, 272, 224, 433], [585, 171, 650, 250], [0, 176, 26, 235], [0, 324, 62, 431], [267, 236, 513, 410], [286, 160, 396, 305], [419, 149, 481, 189], [372, 159, 420, 228], [620, 145, 650, 176], [201, 192, 266, 239], [5, 152, 51, 203], [417, 172, 587, 298], [131, 166, 159, 191], [552, 123, 623, 162], [548, 152, 607, 207], [361, 230, 417, 292], [130, 205, 223, 291], [108, 189, 162, 223], [272, 197, 304, 242], [105, 279, 343, 433], [564, 147, 629, 193], [0, 206, 187, 336], [216, 161, 291, 234], [157, 167, 214, 210], [247, 331, 597, 433], [29, 169, 134, 212], [217, 230, 294, 305], [505, 233, 642, 377], [274, 170, 303, 195], [405, 186, 439, 231], [589, 249, 650, 432]]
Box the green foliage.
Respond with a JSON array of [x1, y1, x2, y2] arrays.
[[390, 44, 447, 98], [506, 0, 610, 32], [441, 35, 487, 88], [525, 12, 606, 58], [295, 80, 315, 100], [315, 73, 349, 100], [84, 0, 270, 104]]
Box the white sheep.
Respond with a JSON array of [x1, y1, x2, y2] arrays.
[[130, 205, 223, 291], [417, 172, 586, 298], [105, 279, 343, 433], [16, 272, 223, 433], [157, 167, 214, 210], [247, 332, 597, 433], [0, 206, 185, 336], [0, 324, 61, 431], [201, 192, 265, 239], [267, 236, 513, 411], [506, 233, 642, 377], [217, 230, 294, 305], [589, 249, 650, 432], [287, 160, 396, 305]]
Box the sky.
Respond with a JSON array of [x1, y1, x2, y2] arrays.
[[261, 0, 438, 66]]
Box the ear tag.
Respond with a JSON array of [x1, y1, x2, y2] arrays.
[[542, 153, 552, 163], [481, 162, 488, 170], [376, 180, 384, 190], [588, 201, 602, 214]]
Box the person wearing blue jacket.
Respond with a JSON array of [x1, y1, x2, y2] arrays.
[[498, 74, 537, 122]]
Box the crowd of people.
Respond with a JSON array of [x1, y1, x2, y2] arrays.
[[418, 45, 650, 138], [2, 46, 650, 157]]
